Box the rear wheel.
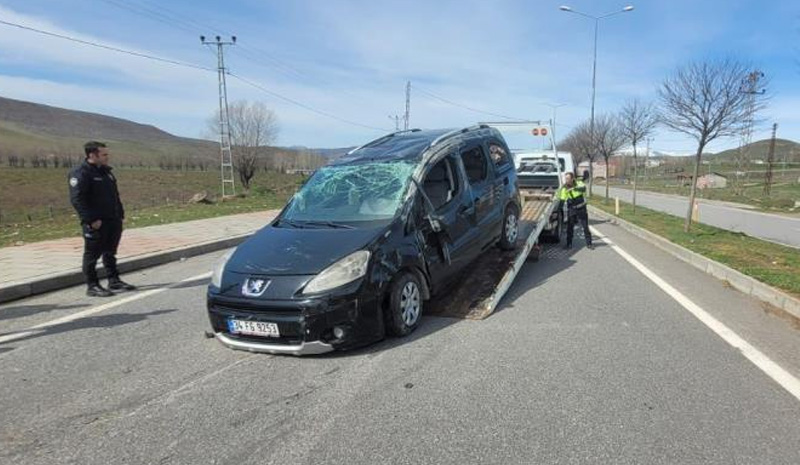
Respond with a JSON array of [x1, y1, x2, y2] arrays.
[[543, 210, 562, 243], [386, 273, 423, 337], [498, 204, 520, 250]]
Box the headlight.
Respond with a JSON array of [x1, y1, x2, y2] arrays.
[[303, 250, 370, 295], [211, 249, 235, 288]]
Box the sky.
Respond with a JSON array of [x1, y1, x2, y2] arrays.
[[0, 0, 798, 154]]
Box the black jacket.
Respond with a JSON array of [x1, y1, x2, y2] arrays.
[[68, 161, 124, 224]]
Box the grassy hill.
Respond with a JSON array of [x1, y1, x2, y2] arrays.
[[0, 96, 220, 167], [0, 96, 328, 170], [707, 138, 800, 163]]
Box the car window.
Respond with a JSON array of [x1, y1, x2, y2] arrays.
[[488, 142, 510, 168], [422, 156, 460, 211], [460, 146, 488, 184]]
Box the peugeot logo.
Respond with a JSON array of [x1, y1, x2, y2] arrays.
[[242, 278, 270, 297]]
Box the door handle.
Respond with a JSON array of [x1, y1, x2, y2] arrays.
[[459, 204, 475, 216]]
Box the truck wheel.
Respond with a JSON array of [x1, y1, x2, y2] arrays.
[[498, 205, 520, 250], [545, 211, 562, 244], [386, 273, 423, 337]]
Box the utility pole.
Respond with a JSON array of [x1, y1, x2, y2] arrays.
[[645, 136, 652, 182], [764, 123, 777, 196], [201, 34, 237, 198], [543, 103, 566, 153], [403, 81, 411, 131], [738, 70, 765, 193], [388, 115, 400, 131]]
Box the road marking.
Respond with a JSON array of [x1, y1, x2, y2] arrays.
[[0, 272, 212, 345], [590, 226, 800, 403]]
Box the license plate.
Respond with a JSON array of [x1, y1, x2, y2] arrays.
[[227, 319, 280, 338]]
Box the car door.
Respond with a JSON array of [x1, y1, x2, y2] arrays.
[[416, 154, 474, 288], [459, 143, 498, 249], [486, 139, 515, 241]]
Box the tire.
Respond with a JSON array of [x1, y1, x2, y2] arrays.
[[544, 211, 562, 244], [498, 204, 520, 251], [386, 273, 423, 337]]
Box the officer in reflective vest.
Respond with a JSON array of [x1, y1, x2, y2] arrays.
[[558, 172, 594, 250]]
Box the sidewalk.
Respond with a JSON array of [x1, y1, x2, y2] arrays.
[[0, 210, 277, 303]]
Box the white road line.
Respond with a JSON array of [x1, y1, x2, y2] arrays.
[[590, 226, 800, 403], [0, 272, 212, 345]]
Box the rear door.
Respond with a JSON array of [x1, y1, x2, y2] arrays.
[[459, 143, 499, 248], [486, 138, 515, 213]]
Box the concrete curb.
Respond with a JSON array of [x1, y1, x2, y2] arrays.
[[588, 205, 800, 321], [0, 233, 253, 304]]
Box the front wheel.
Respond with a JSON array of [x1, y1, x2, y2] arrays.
[[386, 273, 423, 337], [498, 205, 520, 250]]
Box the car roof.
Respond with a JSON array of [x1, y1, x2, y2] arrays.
[[332, 129, 452, 165], [332, 126, 505, 166]]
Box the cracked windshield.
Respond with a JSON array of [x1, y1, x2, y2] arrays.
[[0, 1, 799, 464]]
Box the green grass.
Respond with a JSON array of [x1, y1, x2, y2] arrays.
[[0, 193, 288, 247], [608, 176, 800, 213], [592, 199, 800, 299], [0, 167, 304, 247]]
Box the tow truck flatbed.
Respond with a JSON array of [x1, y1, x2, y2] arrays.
[[428, 189, 558, 320]]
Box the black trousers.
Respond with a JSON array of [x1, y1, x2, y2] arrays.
[[82, 219, 123, 286], [566, 207, 592, 247]]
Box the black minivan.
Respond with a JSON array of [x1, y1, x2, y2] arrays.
[[207, 125, 521, 355]]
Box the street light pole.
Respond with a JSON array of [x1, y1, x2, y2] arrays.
[[560, 4, 634, 188], [590, 17, 598, 147]]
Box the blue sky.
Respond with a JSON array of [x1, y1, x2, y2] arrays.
[[0, 0, 798, 153]]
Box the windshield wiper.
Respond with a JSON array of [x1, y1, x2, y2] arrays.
[[298, 220, 355, 230], [276, 218, 306, 229]]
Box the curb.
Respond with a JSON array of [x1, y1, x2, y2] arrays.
[[0, 233, 253, 304], [589, 205, 800, 321]]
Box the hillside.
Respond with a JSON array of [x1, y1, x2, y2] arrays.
[[707, 138, 800, 163], [0, 96, 218, 167], [0, 96, 326, 170]]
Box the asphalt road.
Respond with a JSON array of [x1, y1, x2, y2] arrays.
[[1, 220, 799, 464], [593, 185, 800, 248]]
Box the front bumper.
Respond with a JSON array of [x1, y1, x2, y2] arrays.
[[207, 286, 383, 355], [214, 332, 333, 356]]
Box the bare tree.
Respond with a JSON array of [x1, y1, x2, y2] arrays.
[[561, 120, 597, 196], [209, 100, 280, 191], [593, 113, 627, 202], [619, 98, 659, 213], [658, 58, 767, 231]]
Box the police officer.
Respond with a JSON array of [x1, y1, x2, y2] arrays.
[[69, 141, 136, 297], [558, 171, 593, 250]]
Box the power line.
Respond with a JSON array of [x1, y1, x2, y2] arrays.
[[103, 0, 383, 111], [415, 86, 527, 121], [100, 0, 200, 36], [0, 18, 388, 133], [0, 19, 214, 72], [228, 73, 390, 132], [117, 0, 316, 81]]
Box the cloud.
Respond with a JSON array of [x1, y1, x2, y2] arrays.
[[0, 0, 797, 150]]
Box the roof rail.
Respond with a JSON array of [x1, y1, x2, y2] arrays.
[[478, 120, 545, 126], [430, 124, 493, 147], [346, 129, 422, 155]]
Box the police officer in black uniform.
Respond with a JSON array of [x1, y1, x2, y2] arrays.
[[69, 141, 136, 297]]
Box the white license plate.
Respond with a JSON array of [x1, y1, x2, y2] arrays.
[[228, 319, 280, 338]]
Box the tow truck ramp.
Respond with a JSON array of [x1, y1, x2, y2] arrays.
[[428, 192, 557, 320]]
